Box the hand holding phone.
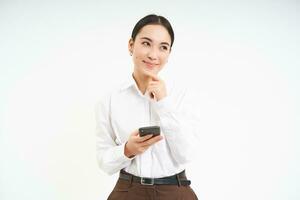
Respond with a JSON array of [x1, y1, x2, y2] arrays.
[[139, 126, 160, 137], [124, 128, 163, 158]]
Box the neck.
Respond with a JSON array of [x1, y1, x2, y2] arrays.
[[132, 71, 152, 94]]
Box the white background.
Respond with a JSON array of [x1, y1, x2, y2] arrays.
[[0, 1, 299, 200]]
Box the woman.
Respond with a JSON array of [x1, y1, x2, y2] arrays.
[[95, 14, 199, 200]]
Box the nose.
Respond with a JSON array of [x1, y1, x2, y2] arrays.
[[147, 47, 158, 61]]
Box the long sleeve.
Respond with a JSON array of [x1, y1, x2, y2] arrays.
[[95, 94, 134, 175], [152, 86, 200, 165]]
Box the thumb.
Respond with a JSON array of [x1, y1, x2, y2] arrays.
[[131, 129, 139, 136]]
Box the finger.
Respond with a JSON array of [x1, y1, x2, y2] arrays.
[[141, 135, 163, 147], [149, 79, 160, 83], [145, 89, 157, 99], [141, 136, 163, 147], [137, 134, 153, 142], [145, 88, 156, 97], [147, 89, 158, 98], [146, 86, 158, 93], [148, 82, 160, 86], [137, 146, 149, 154]]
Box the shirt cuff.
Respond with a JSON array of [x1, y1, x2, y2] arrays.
[[116, 142, 135, 162]]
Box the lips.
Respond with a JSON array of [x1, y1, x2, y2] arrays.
[[143, 60, 159, 68]]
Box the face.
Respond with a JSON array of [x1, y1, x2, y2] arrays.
[[128, 24, 171, 77]]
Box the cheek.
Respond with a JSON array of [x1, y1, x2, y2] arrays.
[[160, 54, 169, 63], [132, 55, 145, 69], [133, 49, 145, 60], [133, 55, 142, 64], [133, 45, 146, 55]]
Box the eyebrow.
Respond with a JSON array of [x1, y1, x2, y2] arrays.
[[140, 37, 170, 46]]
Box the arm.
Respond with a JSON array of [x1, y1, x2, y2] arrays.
[[95, 94, 133, 175], [95, 93, 164, 175], [152, 86, 200, 165], [146, 76, 200, 165]]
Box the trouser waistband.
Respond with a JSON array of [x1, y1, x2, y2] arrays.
[[119, 169, 191, 186]]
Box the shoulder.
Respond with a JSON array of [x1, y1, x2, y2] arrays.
[[94, 83, 125, 111]]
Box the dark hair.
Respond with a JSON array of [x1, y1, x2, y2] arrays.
[[131, 14, 175, 47]]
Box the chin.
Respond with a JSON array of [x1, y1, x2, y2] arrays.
[[143, 69, 158, 75]]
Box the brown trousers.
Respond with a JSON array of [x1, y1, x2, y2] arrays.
[[107, 178, 198, 200]]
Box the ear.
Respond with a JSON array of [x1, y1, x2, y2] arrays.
[[128, 38, 134, 54]]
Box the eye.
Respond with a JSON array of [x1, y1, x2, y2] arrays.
[[142, 41, 151, 46], [160, 46, 169, 51]]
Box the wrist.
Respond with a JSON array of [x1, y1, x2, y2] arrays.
[[124, 142, 135, 158]]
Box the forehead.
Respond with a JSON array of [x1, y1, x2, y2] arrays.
[[136, 24, 171, 44]]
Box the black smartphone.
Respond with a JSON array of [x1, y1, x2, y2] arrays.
[[139, 126, 160, 137]]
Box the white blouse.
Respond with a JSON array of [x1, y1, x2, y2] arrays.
[[95, 73, 199, 178]]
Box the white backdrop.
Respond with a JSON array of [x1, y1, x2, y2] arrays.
[[0, 1, 299, 200]]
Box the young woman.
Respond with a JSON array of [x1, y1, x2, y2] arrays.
[[95, 14, 199, 200]]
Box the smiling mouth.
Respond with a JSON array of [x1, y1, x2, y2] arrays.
[[143, 60, 158, 68]]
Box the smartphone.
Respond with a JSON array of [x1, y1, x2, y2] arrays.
[[139, 126, 160, 137]]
